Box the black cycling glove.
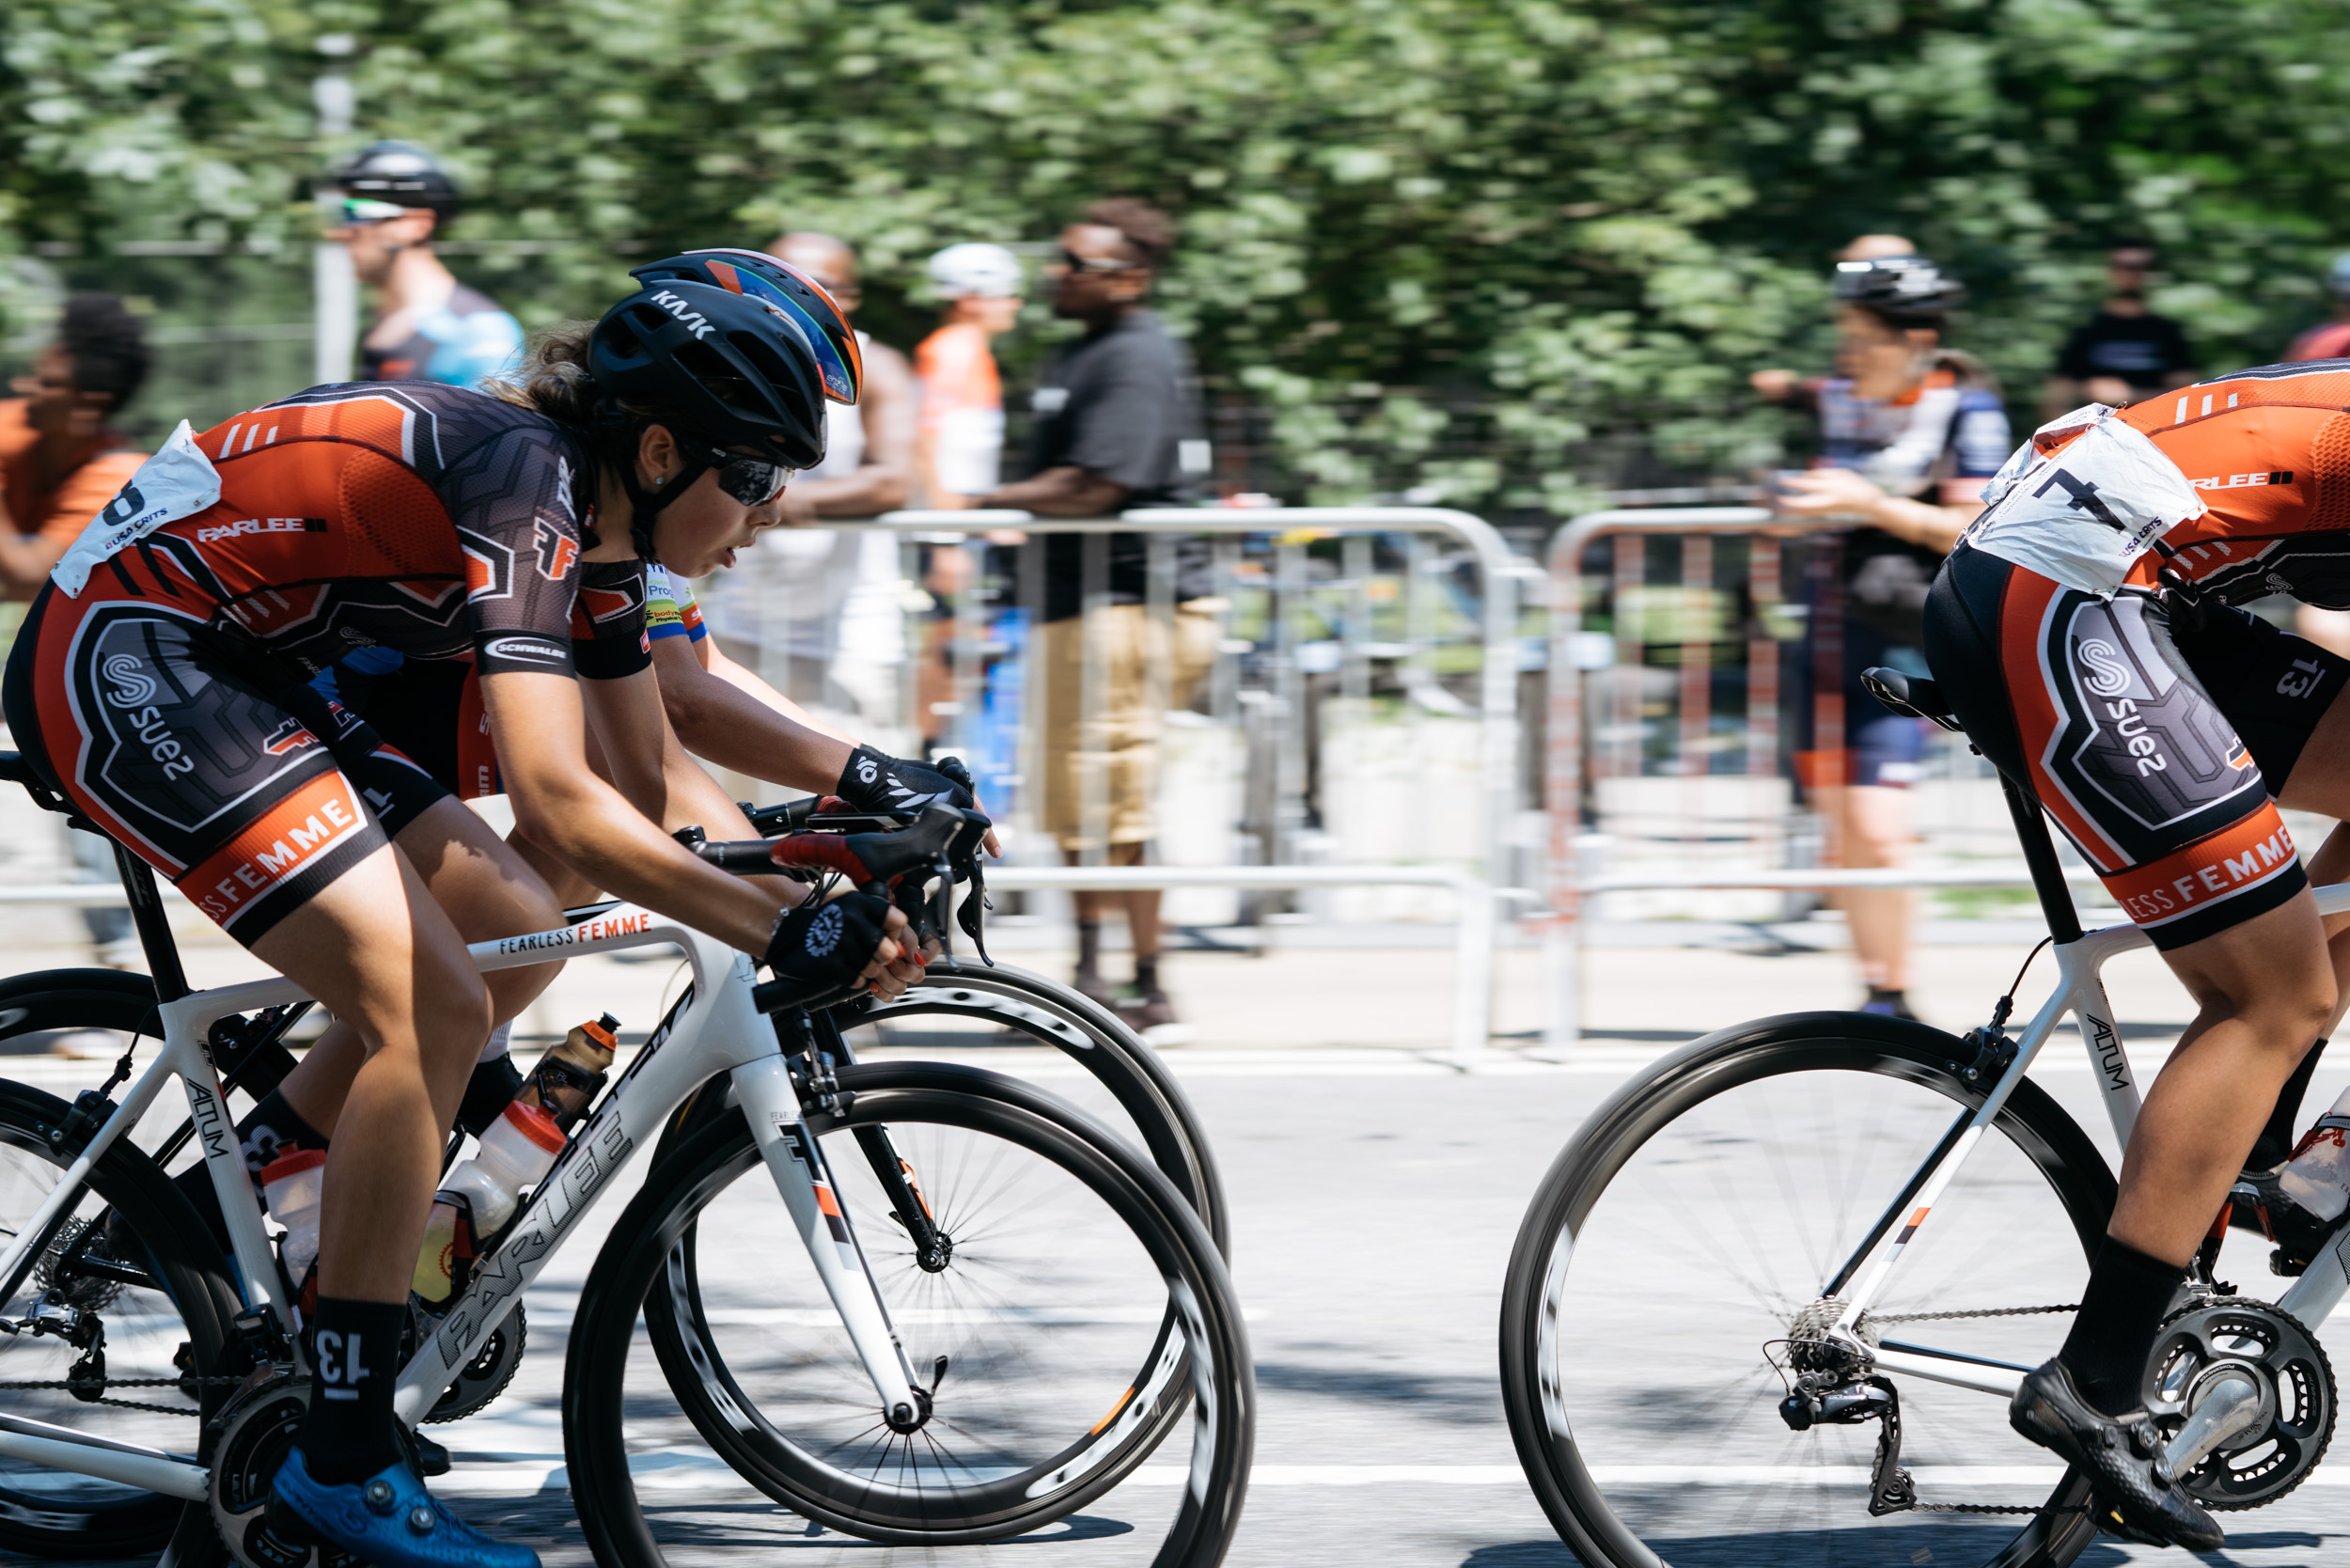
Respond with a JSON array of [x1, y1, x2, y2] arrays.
[[762, 891, 896, 1002], [836, 744, 975, 816]]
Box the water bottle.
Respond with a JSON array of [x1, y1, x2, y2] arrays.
[[513, 1014, 619, 1132], [260, 1147, 326, 1283], [2276, 1086, 2350, 1227], [413, 1099, 564, 1305]]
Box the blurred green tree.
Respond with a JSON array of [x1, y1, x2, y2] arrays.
[[8, 0, 2350, 511]]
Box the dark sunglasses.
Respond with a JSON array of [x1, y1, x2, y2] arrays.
[[1057, 247, 1141, 274], [695, 443, 795, 506]]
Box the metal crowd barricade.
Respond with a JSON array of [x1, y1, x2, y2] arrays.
[[1541, 507, 2067, 1048], [812, 507, 1528, 1060]]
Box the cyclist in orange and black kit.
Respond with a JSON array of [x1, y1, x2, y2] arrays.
[[2, 264, 929, 1567], [1926, 361, 2350, 1548]]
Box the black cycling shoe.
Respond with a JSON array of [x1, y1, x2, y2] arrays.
[[2008, 1359, 2221, 1552]]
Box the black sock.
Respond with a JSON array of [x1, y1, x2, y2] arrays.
[[1075, 919, 1104, 977], [168, 1088, 332, 1252], [299, 1297, 406, 1484], [2059, 1235, 2185, 1416], [239, 1088, 332, 1176], [1134, 955, 1160, 994], [2248, 1039, 2329, 1171]]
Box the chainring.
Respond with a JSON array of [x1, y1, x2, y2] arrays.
[[208, 1372, 355, 1568], [423, 1301, 525, 1424], [2141, 1296, 2335, 1510]]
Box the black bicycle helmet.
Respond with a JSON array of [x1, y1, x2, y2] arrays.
[[629, 250, 862, 406], [1832, 254, 1966, 321], [335, 141, 461, 220], [586, 278, 832, 561]]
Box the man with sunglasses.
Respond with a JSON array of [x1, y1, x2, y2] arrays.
[[978, 198, 1217, 1033], [325, 141, 524, 392]]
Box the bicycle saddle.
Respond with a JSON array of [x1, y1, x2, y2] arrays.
[[1861, 667, 1965, 732]]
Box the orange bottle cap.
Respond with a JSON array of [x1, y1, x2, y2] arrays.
[[260, 1148, 328, 1184], [501, 1098, 567, 1153]]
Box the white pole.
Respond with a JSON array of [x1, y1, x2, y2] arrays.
[[311, 36, 357, 386]]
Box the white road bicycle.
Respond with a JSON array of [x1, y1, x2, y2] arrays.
[[1504, 668, 2349, 1568], [0, 776, 1253, 1568]]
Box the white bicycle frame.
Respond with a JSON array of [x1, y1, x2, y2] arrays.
[[1823, 882, 2350, 1404], [0, 905, 928, 1504]]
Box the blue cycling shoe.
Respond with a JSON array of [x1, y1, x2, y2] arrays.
[[268, 1448, 540, 1568]]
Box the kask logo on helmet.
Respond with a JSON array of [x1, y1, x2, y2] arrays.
[[649, 291, 716, 341]]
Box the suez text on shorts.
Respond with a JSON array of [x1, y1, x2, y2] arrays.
[[0, 382, 653, 945], [1928, 361, 2350, 949]]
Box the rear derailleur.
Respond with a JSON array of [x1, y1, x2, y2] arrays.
[[1779, 1372, 1916, 1515]]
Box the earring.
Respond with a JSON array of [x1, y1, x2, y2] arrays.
[[653, 476, 666, 487]]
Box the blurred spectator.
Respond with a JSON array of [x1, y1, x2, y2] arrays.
[[327, 141, 523, 389], [2282, 253, 2350, 363], [715, 232, 918, 730], [0, 292, 152, 963], [0, 293, 149, 599], [1753, 253, 2008, 1020], [912, 242, 1025, 749], [979, 198, 1217, 1033], [916, 242, 1024, 508], [2043, 243, 2194, 416]]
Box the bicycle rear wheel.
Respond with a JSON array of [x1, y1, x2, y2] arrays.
[[565, 1059, 1252, 1566], [1501, 1011, 2116, 1568], [0, 1073, 239, 1563]]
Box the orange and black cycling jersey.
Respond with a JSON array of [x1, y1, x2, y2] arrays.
[[2118, 360, 2350, 606], [83, 382, 607, 681]]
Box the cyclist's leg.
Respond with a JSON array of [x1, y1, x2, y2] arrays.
[[2109, 893, 2335, 1263], [266, 795, 568, 1144], [1928, 552, 2309, 1546]]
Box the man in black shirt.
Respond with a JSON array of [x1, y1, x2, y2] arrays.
[[981, 198, 1216, 1034], [2043, 243, 2194, 415]]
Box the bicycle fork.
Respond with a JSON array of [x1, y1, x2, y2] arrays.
[[729, 1057, 931, 1429]]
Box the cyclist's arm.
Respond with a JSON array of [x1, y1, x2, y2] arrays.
[[650, 633, 854, 793], [481, 668, 798, 952]]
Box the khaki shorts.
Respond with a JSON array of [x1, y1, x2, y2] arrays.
[[1038, 601, 1221, 851]]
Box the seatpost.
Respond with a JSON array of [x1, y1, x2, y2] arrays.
[[1998, 773, 2082, 945], [114, 842, 189, 1001]]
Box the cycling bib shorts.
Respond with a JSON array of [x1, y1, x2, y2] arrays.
[[1925, 543, 2346, 948], [2, 382, 615, 947]]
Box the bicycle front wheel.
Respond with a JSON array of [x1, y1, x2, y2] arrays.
[[565, 1059, 1252, 1567], [1501, 1011, 2116, 1568]]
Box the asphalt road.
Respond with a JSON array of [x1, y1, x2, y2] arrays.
[[10, 1024, 2350, 1567]]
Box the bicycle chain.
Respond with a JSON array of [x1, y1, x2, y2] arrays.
[[1861, 1302, 2080, 1325], [0, 1374, 243, 1418], [1851, 1302, 2084, 1517]]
